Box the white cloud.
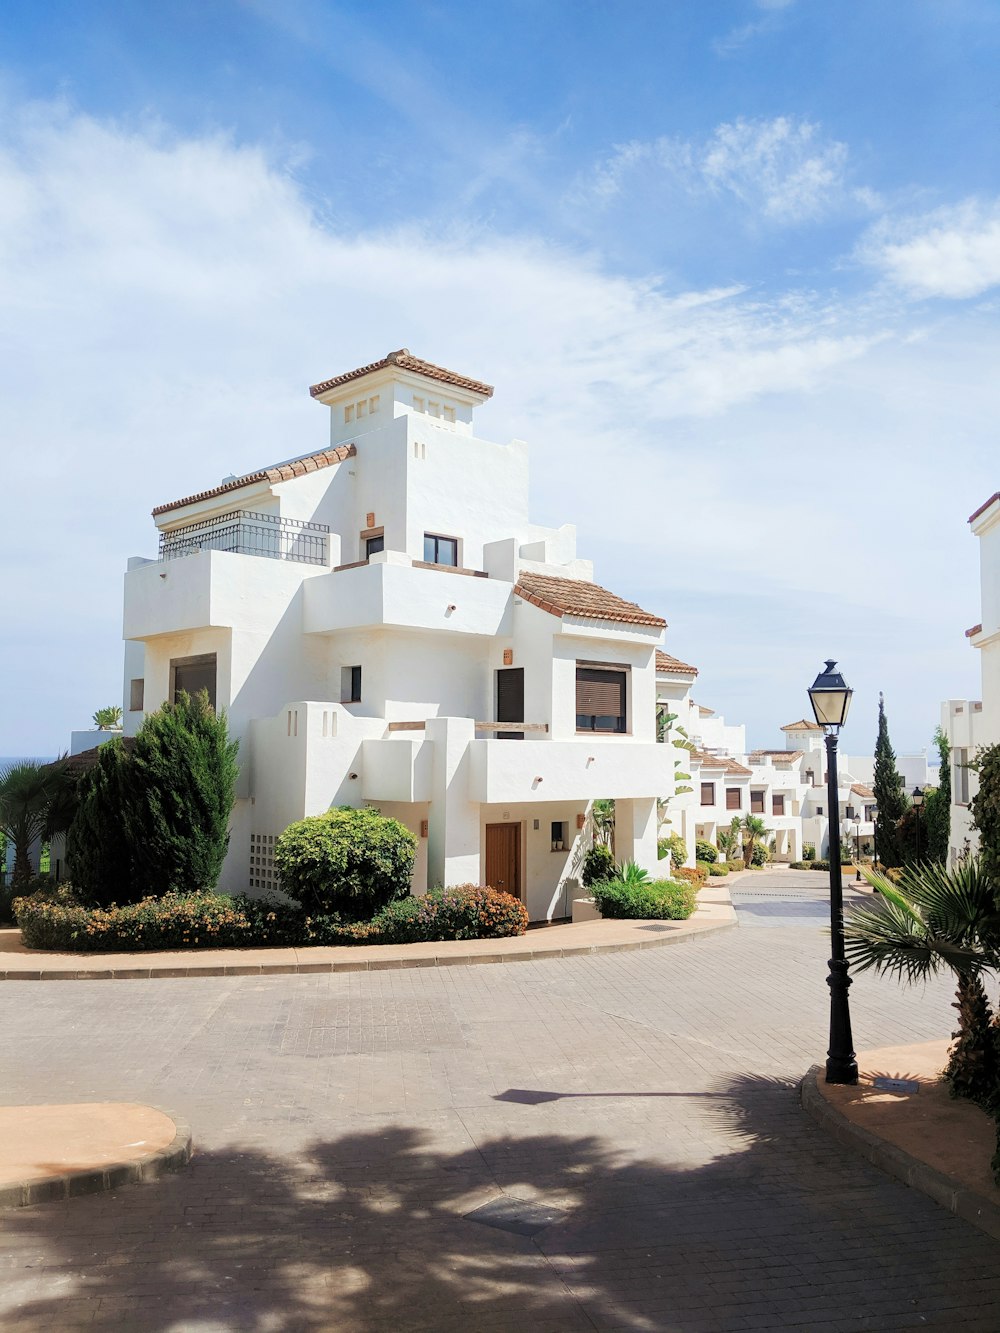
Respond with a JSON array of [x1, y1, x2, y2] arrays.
[[862, 199, 1000, 298], [581, 117, 858, 225], [0, 98, 991, 755]]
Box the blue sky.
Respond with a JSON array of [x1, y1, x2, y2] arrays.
[[1, 0, 998, 759]]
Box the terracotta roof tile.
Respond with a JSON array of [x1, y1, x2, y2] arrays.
[[514, 572, 666, 628], [966, 623, 983, 638], [152, 443, 356, 517], [781, 718, 824, 732], [748, 750, 805, 765], [969, 491, 1000, 524], [689, 747, 752, 776], [310, 348, 493, 400], [655, 650, 698, 676], [851, 783, 874, 798]]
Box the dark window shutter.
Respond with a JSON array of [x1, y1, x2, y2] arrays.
[[576, 668, 625, 717], [497, 668, 524, 739]]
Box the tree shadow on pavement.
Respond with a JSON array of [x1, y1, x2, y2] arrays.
[[4, 1074, 1000, 1332]]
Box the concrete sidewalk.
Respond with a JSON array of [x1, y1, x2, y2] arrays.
[[802, 1038, 1000, 1240], [0, 882, 736, 980], [0, 1103, 191, 1207]]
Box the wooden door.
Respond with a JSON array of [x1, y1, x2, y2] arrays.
[[485, 822, 521, 899], [496, 668, 524, 740]]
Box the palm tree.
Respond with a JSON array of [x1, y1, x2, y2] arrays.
[[739, 814, 768, 868], [845, 858, 1000, 1105], [0, 760, 70, 892]]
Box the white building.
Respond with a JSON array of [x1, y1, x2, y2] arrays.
[[120, 349, 681, 921], [942, 488, 1000, 861]]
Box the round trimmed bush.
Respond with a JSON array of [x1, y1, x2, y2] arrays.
[[274, 806, 416, 918], [695, 839, 717, 864], [658, 833, 687, 866]]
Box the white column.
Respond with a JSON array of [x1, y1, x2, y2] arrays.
[[614, 797, 660, 876], [425, 717, 480, 888]]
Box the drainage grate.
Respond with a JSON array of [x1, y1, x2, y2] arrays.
[[464, 1195, 566, 1237]]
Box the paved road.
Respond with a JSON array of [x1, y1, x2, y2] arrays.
[[3, 870, 998, 1332]]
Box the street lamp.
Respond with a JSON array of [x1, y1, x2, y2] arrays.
[[853, 817, 862, 883], [807, 659, 859, 1086], [912, 786, 925, 864], [871, 804, 878, 870]]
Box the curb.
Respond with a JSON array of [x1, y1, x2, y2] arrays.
[[0, 1107, 192, 1209], [800, 1065, 1000, 1241], [0, 914, 738, 982]]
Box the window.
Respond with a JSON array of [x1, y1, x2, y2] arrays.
[[865, 804, 876, 822], [954, 748, 970, 804], [423, 533, 458, 566], [772, 794, 785, 816], [816, 805, 824, 816], [700, 782, 715, 807], [341, 665, 362, 703], [805, 768, 815, 786], [750, 790, 765, 814], [726, 788, 741, 811], [845, 804, 856, 820], [170, 654, 217, 709], [550, 820, 567, 851], [576, 665, 627, 733], [365, 533, 385, 558], [129, 678, 144, 712]]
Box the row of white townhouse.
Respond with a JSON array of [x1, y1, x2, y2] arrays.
[[942, 488, 1000, 861]]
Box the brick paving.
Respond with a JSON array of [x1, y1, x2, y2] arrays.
[[3, 870, 999, 1331]]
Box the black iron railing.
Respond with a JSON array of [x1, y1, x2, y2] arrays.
[[159, 510, 329, 566]]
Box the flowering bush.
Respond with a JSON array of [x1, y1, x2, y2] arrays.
[[14, 882, 528, 951], [674, 865, 707, 887]]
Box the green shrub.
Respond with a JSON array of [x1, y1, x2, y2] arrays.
[[658, 833, 687, 866], [724, 858, 745, 871], [802, 845, 817, 861], [695, 860, 714, 878], [706, 861, 729, 876], [749, 841, 770, 867], [275, 806, 416, 918], [695, 840, 717, 864], [810, 860, 831, 871], [582, 844, 615, 886], [589, 877, 697, 921], [788, 861, 811, 870]]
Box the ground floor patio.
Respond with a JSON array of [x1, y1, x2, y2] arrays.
[[3, 870, 999, 1330]]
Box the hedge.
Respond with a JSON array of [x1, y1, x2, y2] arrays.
[[588, 878, 697, 921], [706, 861, 729, 876], [724, 859, 746, 871], [14, 883, 527, 952]]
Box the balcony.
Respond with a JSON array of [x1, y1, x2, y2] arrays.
[[160, 509, 329, 566], [303, 559, 513, 636], [469, 737, 674, 803]]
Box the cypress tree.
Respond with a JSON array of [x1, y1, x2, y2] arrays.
[[924, 726, 951, 864], [66, 738, 137, 906], [970, 742, 1000, 902], [873, 692, 907, 868]]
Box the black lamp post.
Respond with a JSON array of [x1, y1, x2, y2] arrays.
[[912, 786, 925, 864], [854, 818, 863, 882], [808, 659, 859, 1086], [871, 804, 878, 870]]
